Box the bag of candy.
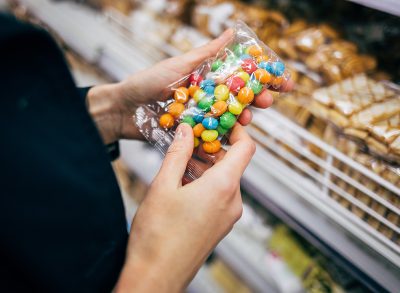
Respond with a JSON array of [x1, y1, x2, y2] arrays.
[[135, 21, 290, 180]]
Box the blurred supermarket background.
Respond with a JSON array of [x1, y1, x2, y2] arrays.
[[1, 0, 399, 292]]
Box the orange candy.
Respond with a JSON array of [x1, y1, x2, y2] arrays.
[[256, 55, 269, 63], [237, 87, 255, 104], [159, 113, 175, 129], [272, 76, 284, 88], [189, 85, 200, 98], [254, 68, 272, 84], [174, 87, 189, 103], [193, 123, 205, 137], [248, 45, 263, 57], [203, 140, 222, 154], [168, 102, 185, 118], [210, 101, 228, 117]]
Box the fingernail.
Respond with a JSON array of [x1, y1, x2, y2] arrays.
[[174, 124, 187, 141]]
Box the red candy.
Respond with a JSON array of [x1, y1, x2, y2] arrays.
[[189, 72, 203, 86], [226, 76, 246, 94], [241, 58, 257, 74]]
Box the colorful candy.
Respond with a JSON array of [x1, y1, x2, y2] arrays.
[[227, 76, 246, 94], [237, 87, 255, 104], [210, 101, 228, 116], [157, 39, 288, 154], [214, 84, 230, 101], [193, 123, 205, 137], [159, 113, 175, 129], [220, 112, 237, 129], [168, 102, 185, 118], [201, 130, 219, 142], [203, 140, 221, 153], [202, 117, 219, 130], [174, 87, 189, 103]]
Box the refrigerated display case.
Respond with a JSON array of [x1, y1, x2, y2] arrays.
[[3, 0, 399, 292]]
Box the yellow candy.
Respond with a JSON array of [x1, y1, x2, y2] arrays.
[[236, 71, 250, 83], [228, 99, 244, 115], [201, 130, 219, 142], [214, 84, 229, 101], [193, 89, 206, 103], [194, 137, 200, 148]]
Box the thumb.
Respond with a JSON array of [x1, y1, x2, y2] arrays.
[[155, 123, 194, 188]]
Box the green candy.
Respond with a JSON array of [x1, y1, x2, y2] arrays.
[[225, 55, 239, 65], [233, 44, 245, 56], [220, 112, 236, 129], [181, 116, 196, 127], [217, 125, 229, 135], [211, 60, 223, 72], [198, 97, 215, 112], [246, 79, 263, 95]]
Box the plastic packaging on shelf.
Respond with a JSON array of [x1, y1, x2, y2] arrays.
[[309, 74, 400, 164], [135, 20, 290, 180]]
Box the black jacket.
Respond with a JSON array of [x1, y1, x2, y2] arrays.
[[0, 13, 128, 292]]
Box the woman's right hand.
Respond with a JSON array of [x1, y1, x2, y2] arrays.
[[115, 122, 256, 293]]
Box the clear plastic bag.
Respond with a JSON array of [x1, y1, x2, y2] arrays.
[[135, 21, 290, 181]]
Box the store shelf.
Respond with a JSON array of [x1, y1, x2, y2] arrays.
[[347, 0, 400, 17], [244, 108, 400, 292]]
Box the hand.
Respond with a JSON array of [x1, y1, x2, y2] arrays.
[[115, 123, 256, 292], [87, 29, 294, 144]]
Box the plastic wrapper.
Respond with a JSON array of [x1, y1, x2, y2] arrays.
[[309, 74, 400, 164], [135, 21, 290, 181]]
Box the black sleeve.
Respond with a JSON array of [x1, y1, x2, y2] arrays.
[[0, 13, 128, 293]]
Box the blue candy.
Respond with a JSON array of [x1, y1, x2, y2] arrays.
[[192, 108, 205, 123], [271, 61, 285, 76], [203, 85, 215, 95], [240, 54, 252, 60], [200, 79, 215, 88], [259, 61, 273, 74], [202, 117, 219, 130]]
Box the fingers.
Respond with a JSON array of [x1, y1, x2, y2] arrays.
[[237, 108, 252, 126], [205, 124, 256, 180], [253, 90, 274, 108], [154, 123, 194, 188], [269, 78, 295, 93], [181, 29, 234, 66]]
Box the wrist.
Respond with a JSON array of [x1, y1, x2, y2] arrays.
[[87, 83, 124, 144]]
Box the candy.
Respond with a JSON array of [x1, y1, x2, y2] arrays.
[[210, 101, 227, 116], [227, 76, 246, 94], [236, 71, 250, 83], [174, 87, 189, 103], [212, 60, 223, 71], [237, 87, 254, 104], [233, 44, 245, 56], [203, 85, 215, 95], [193, 89, 206, 102], [271, 61, 285, 76], [198, 96, 215, 112], [193, 123, 205, 137], [159, 113, 174, 129], [201, 129, 219, 142], [256, 55, 269, 63], [194, 137, 200, 148], [168, 102, 185, 118], [253, 68, 272, 84], [200, 79, 215, 88], [202, 117, 219, 130], [214, 84, 230, 101], [189, 72, 203, 85], [241, 59, 258, 74], [247, 45, 263, 57], [203, 140, 221, 153], [217, 125, 229, 135], [228, 99, 244, 115], [181, 115, 196, 127], [189, 85, 200, 98], [246, 79, 263, 94], [225, 55, 239, 65], [220, 112, 236, 129], [272, 76, 284, 88]]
